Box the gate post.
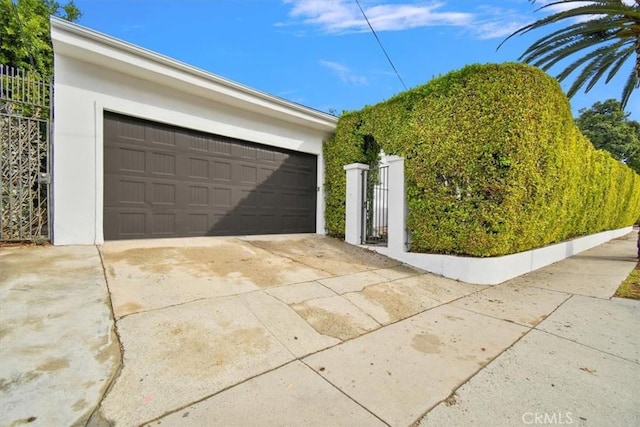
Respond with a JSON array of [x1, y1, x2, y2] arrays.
[[344, 163, 369, 245], [386, 156, 407, 253]]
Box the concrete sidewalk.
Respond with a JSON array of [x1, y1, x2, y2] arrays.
[[0, 245, 120, 426], [419, 237, 640, 426], [0, 232, 638, 426]]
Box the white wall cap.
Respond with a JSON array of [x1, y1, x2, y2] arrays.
[[344, 163, 370, 171], [385, 155, 404, 163]]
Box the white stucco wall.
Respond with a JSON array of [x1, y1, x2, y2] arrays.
[[51, 19, 336, 245], [370, 226, 632, 285]]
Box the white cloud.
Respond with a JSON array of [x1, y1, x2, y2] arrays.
[[281, 0, 638, 40], [536, 0, 637, 11], [319, 60, 368, 85], [535, 0, 637, 23], [281, 0, 472, 34], [537, 0, 594, 13], [534, 0, 600, 23], [361, 4, 472, 31], [474, 20, 526, 39], [471, 5, 533, 39]]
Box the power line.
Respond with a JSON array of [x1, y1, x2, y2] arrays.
[[355, 0, 407, 90]]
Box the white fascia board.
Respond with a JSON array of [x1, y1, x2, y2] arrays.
[[49, 17, 338, 133]]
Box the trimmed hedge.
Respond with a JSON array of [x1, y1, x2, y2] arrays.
[[324, 63, 640, 257]]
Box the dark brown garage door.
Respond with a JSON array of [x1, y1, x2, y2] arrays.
[[103, 112, 317, 240]]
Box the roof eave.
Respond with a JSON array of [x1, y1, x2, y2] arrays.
[[50, 16, 338, 133]]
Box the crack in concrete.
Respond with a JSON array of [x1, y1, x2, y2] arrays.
[[450, 284, 573, 329], [84, 246, 124, 427], [299, 358, 393, 427], [114, 292, 252, 321], [237, 291, 300, 360], [142, 359, 297, 425], [531, 294, 640, 366], [409, 321, 534, 427]]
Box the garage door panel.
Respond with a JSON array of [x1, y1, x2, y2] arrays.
[[258, 215, 277, 234], [186, 213, 206, 232], [119, 180, 146, 205], [260, 190, 277, 208], [188, 157, 210, 179], [209, 139, 232, 156], [119, 148, 146, 173], [151, 212, 176, 235], [282, 214, 300, 233], [104, 174, 146, 206], [148, 125, 175, 147], [104, 112, 317, 240], [298, 172, 311, 188], [240, 164, 258, 184], [120, 212, 147, 236], [106, 115, 145, 143], [188, 185, 209, 207], [149, 151, 176, 176], [104, 209, 147, 238], [259, 167, 276, 186], [239, 189, 258, 208], [150, 182, 176, 206], [103, 144, 147, 175], [281, 192, 298, 208], [212, 161, 232, 181], [212, 187, 232, 208], [257, 148, 276, 162], [281, 170, 298, 188], [234, 144, 258, 160]]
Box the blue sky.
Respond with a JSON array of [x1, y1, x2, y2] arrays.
[[72, 0, 639, 120]]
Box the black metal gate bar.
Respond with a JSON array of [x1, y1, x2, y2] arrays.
[[0, 65, 51, 242], [362, 164, 389, 245]]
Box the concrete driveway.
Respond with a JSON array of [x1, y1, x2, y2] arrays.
[[97, 234, 486, 426], [1, 233, 638, 426]]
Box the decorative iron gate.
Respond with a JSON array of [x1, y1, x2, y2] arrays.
[[362, 164, 389, 245], [0, 65, 51, 242]]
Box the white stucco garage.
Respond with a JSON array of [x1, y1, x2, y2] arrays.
[[50, 17, 337, 245]]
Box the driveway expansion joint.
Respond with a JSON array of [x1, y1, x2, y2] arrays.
[[91, 245, 125, 425], [298, 357, 392, 427], [531, 327, 640, 366], [242, 238, 336, 277]]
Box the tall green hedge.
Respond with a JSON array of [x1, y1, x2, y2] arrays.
[[324, 63, 640, 257]]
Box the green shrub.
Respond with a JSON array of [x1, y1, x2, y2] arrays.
[[324, 63, 640, 256]]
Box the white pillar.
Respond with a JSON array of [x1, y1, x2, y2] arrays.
[[386, 156, 407, 253], [343, 163, 369, 245]]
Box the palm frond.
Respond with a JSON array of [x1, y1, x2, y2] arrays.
[[499, 0, 639, 106], [500, 2, 638, 48], [585, 46, 625, 92], [555, 45, 613, 81], [528, 37, 607, 70], [621, 68, 639, 109], [606, 48, 635, 83]]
